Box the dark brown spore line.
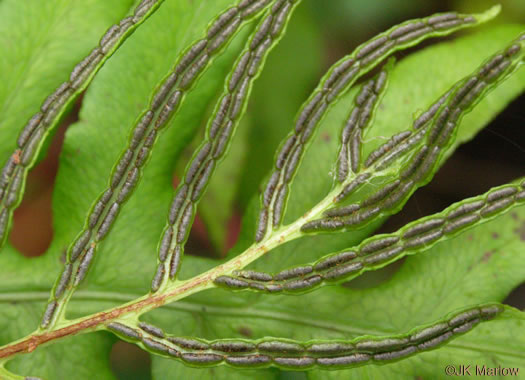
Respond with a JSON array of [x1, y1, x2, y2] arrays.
[[214, 275, 249, 289], [359, 236, 399, 255], [169, 244, 183, 278], [176, 203, 194, 243], [362, 245, 403, 265], [185, 142, 211, 184], [443, 213, 481, 234], [403, 229, 443, 249], [134, 0, 157, 21], [179, 53, 210, 89], [301, 101, 328, 142], [257, 340, 304, 354], [226, 354, 271, 366], [40, 301, 58, 328], [274, 265, 313, 281], [158, 228, 173, 262], [389, 21, 425, 39], [17, 113, 43, 148], [155, 91, 182, 128], [248, 38, 272, 76], [356, 36, 388, 60], [360, 40, 395, 67], [241, 0, 271, 18], [107, 322, 142, 340], [323, 58, 354, 91], [447, 200, 485, 220], [168, 184, 189, 225], [295, 92, 323, 132], [335, 172, 371, 202], [324, 203, 360, 218], [176, 39, 208, 75], [250, 14, 273, 50], [365, 130, 412, 167], [142, 337, 171, 355], [100, 24, 123, 54], [4, 169, 23, 207], [41, 82, 70, 113], [342, 108, 359, 144], [20, 127, 44, 166], [349, 129, 361, 172], [373, 346, 417, 362], [168, 336, 210, 350], [307, 342, 354, 355], [327, 65, 360, 103], [135, 146, 150, 167], [274, 356, 315, 368], [272, 185, 287, 226], [210, 95, 232, 139], [96, 202, 120, 241], [486, 186, 517, 202], [110, 149, 134, 189], [70, 230, 91, 262], [506, 43, 521, 57], [151, 73, 178, 111], [314, 251, 357, 271], [480, 198, 513, 217], [432, 20, 463, 30], [130, 111, 153, 149], [207, 8, 239, 39], [229, 77, 250, 120], [181, 352, 224, 365], [211, 340, 256, 353], [150, 263, 165, 292], [0, 209, 8, 239], [361, 180, 400, 207], [276, 135, 297, 169], [337, 145, 349, 183], [234, 270, 273, 282], [71, 51, 103, 89], [74, 245, 95, 285], [410, 322, 448, 343], [356, 337, 408, 353], [270, 1, 292, 37], [284, 144, 303, 182], [283, 275, 322, 291], [322, 261, 363, 280], [0, 157, 16, 190], [255, 207, 269, 242], [229, 51, 252, 91], [402, 218, 445, 238], [139, 322, 165, 338], [117, 167, 140, 203], [263, 172, 281, 207], [191, 160, 215, 201], [54, 263, 73, 298], [208, 17, 242, 53], [317, 353, 370, 366]]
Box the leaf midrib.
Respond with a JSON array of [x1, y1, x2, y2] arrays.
[[1, 289, 522, 360]]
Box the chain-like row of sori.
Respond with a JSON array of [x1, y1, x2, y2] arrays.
[[214, 181, 525, 294], [336, 62, 391, 183], [253, 8, 498, 243], [0, 0, 165, 251], [39, 0, 277, 330], [302, 34, 525, 233], [332, 88, 453, 204], [151, 0, 300, 293], [106, 304, 502, 369]]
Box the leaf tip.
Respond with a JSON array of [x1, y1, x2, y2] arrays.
[[475, 4, 501, 23]]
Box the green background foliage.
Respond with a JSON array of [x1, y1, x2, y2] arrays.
[[0, 0, 524, 379]]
